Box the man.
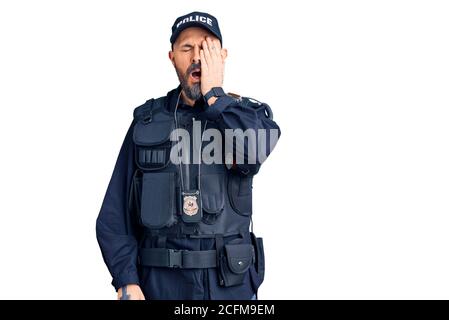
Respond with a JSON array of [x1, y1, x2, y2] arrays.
[[96, 11, 281, 300]]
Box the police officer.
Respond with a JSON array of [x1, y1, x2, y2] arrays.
[[96, 11, 281, 300]]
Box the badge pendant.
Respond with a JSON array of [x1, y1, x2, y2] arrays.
[[181, 190, 202, 223]]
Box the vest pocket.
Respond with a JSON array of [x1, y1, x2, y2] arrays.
[[227, 172, 253, 216], [139, 172, 176, 229], [200, 173, 225, 224], [219, 242, 255, 287], [133, 119, 174, 171]]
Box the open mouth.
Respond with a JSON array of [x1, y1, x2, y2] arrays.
[[190, 69, 201, 81]]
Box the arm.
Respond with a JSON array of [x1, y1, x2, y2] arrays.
[[203, 95, 281, 175], [96, 120, 144, 299]]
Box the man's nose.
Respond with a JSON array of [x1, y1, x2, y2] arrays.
[[192, 44, 201, 64]]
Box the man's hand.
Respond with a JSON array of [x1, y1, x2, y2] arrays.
[[200, 37, 226, 105], [117, 284, 145, 300]]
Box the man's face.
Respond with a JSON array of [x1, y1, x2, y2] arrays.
[[169, 27, 223, 101]]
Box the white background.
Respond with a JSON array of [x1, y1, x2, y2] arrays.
[[0, 0, 448, 299]]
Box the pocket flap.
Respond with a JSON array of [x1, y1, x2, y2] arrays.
[[227, 173, 253, 216], [133, 119, 174, 146], [224, 244, 254, 274], [200, 173, 225, 214]]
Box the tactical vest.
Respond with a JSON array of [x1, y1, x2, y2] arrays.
[[130, 96, 266, 288]]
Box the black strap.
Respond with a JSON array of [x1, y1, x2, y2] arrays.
[[215, 234, 225, 285], [133, 97, 167, 122], [215, 234, 224, 256], [133, 99, 154, 122], [242, 97, 274, 120], [139, 248, 217, 269], [145, 223, 195, 238]]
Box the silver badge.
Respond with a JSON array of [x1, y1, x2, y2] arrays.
[[183, 195, 199, 216]]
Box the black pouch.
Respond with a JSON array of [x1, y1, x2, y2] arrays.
[[250, 232, 265, 284], [133, 114, 174, 171], [219, 242, 255, 287], [228, 172, 253, 216], [200, 173, 225, 224], [139, 171, 176, 229]]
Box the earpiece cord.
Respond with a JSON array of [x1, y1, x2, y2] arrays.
[[174, 92, 185, 191]]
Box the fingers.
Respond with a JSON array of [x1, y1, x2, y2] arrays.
[[200, 49, 209, 74], [208, 37, 221, 59], [202, 38, 222, 66], [209, 38, 223, 61], [202, 39, 212, 66]]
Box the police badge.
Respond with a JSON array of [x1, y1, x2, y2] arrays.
[[183, 195, 198, 216], [181, 190, 202, 223]]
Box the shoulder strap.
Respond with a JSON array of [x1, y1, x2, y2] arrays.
[[133, 96, 166, 122], [133, 98, 154, 122], [242, 96, 274, 120]]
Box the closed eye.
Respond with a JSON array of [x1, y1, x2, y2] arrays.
[[181, 45, 193, 52], [180, 44, 202, 52]]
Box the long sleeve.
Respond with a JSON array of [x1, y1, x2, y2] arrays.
[[96, 120, 140, 291], [202, 95, 281, 175]]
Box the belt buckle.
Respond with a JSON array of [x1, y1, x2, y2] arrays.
[[168, 249, 183, 268]]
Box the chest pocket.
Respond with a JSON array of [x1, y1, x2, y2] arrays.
[[228, 172, 253, 216], [133, 103, 175, 171], [200, 172, 225, 224]]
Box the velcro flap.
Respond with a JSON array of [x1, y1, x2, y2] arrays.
[[224, 244, 254, 274], [133, 120, 174, 146], [200, 173, 225, 214]]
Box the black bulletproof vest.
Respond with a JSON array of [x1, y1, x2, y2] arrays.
[[130, 96, 253, 238]]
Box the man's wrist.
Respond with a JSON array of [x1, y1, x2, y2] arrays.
[[203, 86, 225, 106], [207, 96, 218, 106]]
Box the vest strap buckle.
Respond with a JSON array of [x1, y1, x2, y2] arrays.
[[167, 249, 183, 268]]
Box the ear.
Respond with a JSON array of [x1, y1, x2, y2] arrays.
[[168, 50, 175, 67]]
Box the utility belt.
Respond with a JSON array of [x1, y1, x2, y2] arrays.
[[138, 232, 265, 288]]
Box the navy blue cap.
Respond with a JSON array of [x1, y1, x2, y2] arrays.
[[170, 11, 222, 46]]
